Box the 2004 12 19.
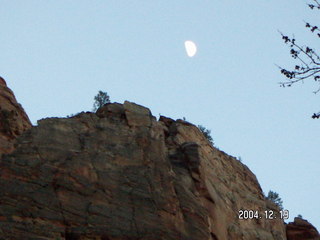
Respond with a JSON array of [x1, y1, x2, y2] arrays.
[[238, 209, 289, 220]]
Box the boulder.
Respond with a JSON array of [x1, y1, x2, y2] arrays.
[[123, 101, 152, 127], [286, 217, 320, 240]]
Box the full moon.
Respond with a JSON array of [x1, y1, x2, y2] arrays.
[[184, 40, 197, 57]]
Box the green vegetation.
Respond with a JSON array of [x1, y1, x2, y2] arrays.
[[198, 125, 214, 145], [266, 190, 283, 210], [93, 90, 110, 111]]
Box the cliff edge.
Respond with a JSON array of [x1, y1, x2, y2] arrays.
[[0, 77, 31, 156], [0, 78, 318, 240]]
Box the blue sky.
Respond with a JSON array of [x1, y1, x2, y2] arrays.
[[1, 0, 319, 230]]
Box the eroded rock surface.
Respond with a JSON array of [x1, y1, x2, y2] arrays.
[[0, 77, 31, 156], [286, 217, 320, 240], [0, 100, 290, 240], [1, 93, 319, 239]]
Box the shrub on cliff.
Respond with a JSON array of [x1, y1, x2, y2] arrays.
[[266, 190, 283, 210], [198, 125, 214, 145], [93, 91, 110, 111]]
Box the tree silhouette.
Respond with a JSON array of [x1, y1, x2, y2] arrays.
[[93, 91, 110, 111], [266, 190, 283, 210], [198, 125, 214, 145], [279, 0, 320, 118]]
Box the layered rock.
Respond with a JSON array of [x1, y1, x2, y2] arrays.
[[0, 77, 32, 155], [286, 217, 320, 240], [0, 100, 289, 240]]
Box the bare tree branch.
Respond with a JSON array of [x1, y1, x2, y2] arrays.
[[278, 1, 320, 118]]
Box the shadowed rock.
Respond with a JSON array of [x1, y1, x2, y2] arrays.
[[0, 77, 31, 156], [286, 217, 320, 240]]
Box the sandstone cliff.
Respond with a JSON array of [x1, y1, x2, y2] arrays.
[[0, 77, 31, 156], [0, 79, 318, 240], [286, 217, 320, 240]]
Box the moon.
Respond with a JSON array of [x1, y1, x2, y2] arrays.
[[184, 40, 197, 57]]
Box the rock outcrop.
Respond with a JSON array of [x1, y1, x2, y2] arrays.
[[0, 77, 32, 156], [0, 99, 287, 240], [0, 80, 318, 239], [286, 217, 320, 240]]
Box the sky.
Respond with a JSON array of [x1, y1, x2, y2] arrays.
[[1, 0, 319, 230]]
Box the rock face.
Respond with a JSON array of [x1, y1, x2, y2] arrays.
[[0, 89, 318, 239], [0, 77, 32, 155], [286, 217, 320, 240], [0, 100, 288, 240]]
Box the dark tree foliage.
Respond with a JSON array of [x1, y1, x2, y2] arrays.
[[198, 125, 214, 145], [279, 0, 320, 118], [266, 190, 283, 210], [93, 90, 110, 111]]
